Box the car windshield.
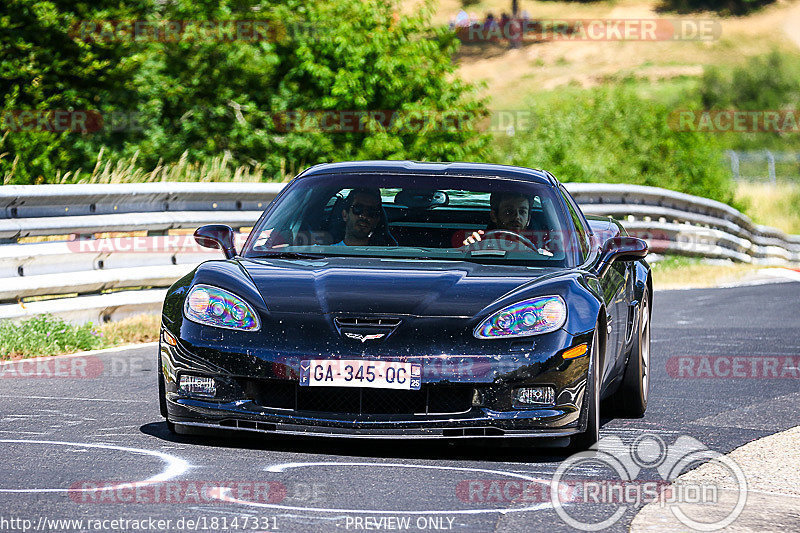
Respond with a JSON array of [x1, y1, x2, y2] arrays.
[[242, 173, 575, 267]]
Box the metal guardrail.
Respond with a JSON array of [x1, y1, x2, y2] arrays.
[[567, 183, 800, 264], [0, 181, 797, 324]]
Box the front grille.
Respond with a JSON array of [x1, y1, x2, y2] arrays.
[[242, 379, 295, 409], [334, 316, 402, 342], [299, 386, 361, 413], [240, 379, 473, 415]]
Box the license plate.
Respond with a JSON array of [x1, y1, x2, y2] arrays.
[[299, 360, 422, 390]]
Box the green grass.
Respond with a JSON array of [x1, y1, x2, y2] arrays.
[[3, 150, 292, 186], [650, 254, 763, 290], [0, 313, 160, 360], [735, 182, 800, 234], [0, 315, 104, 359]]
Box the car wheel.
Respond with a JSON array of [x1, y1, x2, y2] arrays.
[[157, 346, 176, 434], [570, 326, 601, 451], [610, 290, 650, 417]]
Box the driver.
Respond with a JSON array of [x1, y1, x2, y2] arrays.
[[333, 187, 383, 246], [462, 191, 530, 246]]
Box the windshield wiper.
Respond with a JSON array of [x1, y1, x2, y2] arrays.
[[250, 251, 325, 259], [468, 249, 507, 257]]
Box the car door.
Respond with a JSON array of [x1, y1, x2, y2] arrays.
[[559, 187, 627, 383]]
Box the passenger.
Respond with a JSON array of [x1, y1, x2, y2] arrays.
[[333, 187, 385, 246]]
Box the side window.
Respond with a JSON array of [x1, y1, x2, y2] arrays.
[[559, 187, 590, 262]]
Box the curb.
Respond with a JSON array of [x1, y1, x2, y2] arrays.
[[655, 267, 800, 292], [630, 425, 800, 532]]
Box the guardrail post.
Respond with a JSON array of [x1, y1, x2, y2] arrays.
[[766, 150, 776, 184], [726, 150, 739, 181]]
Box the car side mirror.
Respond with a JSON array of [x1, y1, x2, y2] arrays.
[[194, 224, 237, 259], [592, 236, 648, 277]]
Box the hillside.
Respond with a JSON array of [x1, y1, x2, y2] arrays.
[[411, 0, 800, 108]]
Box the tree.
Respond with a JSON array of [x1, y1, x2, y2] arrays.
[[0, 0, 150, 183], [126, 0, 489, 175], [1, 0, 490, 183]]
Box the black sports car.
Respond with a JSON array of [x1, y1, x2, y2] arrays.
[[158, 161, 651, 449]]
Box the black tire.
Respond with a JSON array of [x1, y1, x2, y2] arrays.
[[610, 290, 650, 417], [570, 327, 601, 451], [157, 345, 176, 434]]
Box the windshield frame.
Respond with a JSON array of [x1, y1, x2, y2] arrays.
[[240, 172, 580, 268]]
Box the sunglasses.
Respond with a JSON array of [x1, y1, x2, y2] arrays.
[[499, 207, 530, 218], [350, 204, 381, 218]]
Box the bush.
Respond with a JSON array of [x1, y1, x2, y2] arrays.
[[696, 51, 800, 154], [494, 86, 737, 205], [700, 51, 800, 110]]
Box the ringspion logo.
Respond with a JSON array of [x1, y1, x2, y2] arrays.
[[551, 434, 747, 531]]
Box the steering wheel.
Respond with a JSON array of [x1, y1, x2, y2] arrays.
[[481, 230, 538, 251]]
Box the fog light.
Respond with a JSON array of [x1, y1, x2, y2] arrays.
[[179, 375, 216, 397], [514, 386, 555, 407], [472, 388, 483, 406]]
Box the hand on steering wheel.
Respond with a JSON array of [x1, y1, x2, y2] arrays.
[[462, 229, 538, 251]]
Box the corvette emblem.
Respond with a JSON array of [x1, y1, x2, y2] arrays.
[[344, 332, 386, 343]]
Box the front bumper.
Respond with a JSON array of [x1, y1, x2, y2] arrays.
[[160, 326, 594, 440], [167, 396, 583, 439]]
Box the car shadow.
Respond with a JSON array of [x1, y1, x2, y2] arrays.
[[140, 418, 614, 463]]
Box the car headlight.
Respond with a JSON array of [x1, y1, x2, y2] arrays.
[[474, 295, 566, 339], [184, 284, 261, 331]]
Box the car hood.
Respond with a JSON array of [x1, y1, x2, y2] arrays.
[[240, 256, 565, 318]]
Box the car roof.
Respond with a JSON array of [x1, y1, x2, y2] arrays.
[[297, 160, 558, 186]]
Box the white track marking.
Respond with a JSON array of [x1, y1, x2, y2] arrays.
[[3, 395, 147, 403], [209, 461, 556, 515], [0, 440, 189, 493]]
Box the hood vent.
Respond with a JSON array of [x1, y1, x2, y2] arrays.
[[334, 316, 402, 342], [334, 317, 402, 328]]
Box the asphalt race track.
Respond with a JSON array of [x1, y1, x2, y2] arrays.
[[1, 281, 798, 533]]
